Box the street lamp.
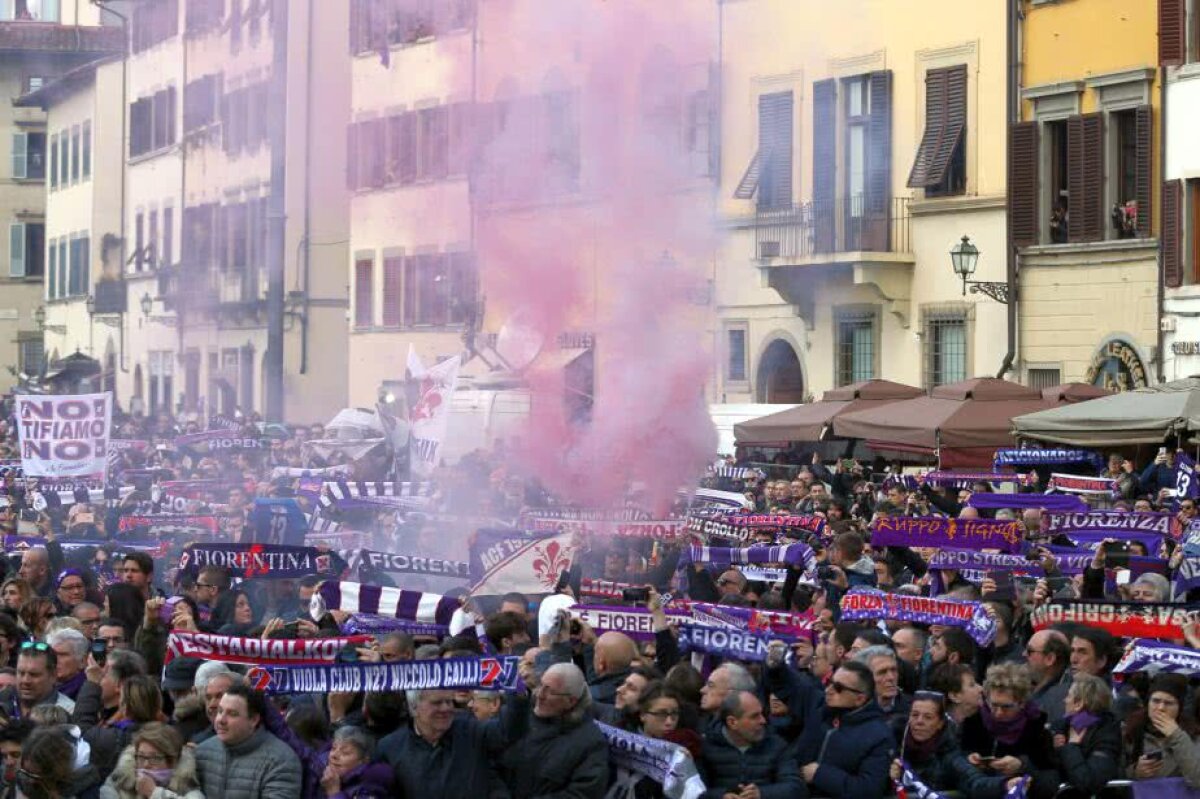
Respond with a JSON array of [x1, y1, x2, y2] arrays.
[[140, 292, 153, 318], [33, 305, 44, 329], [85, 295, 95, 315], [950, 235, 1010, 304]]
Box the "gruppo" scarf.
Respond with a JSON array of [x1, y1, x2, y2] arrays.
[[870, 516, 1024, 553]]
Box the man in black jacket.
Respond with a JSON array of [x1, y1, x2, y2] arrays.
[[697, 689, 802, 798], [377, 686, 525, 798], [799, 661, 893, 799]]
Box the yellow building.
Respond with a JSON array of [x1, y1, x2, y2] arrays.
[[716, 0, 1011, 404], [1013, 0, 1161, 390]]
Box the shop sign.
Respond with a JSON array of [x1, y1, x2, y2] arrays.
[[1085, 339, 1148, 391], [1172, 341, 1200, 356]]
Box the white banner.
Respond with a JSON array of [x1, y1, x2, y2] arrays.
[[470, 530, 580, 597], [15, 393, 112, 479], [407, 348, 460, 476]]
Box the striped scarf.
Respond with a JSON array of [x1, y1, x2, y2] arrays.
[[313, 580, 460, 627]]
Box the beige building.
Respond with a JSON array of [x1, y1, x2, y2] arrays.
[[114, 0, 351, 423], [0, 6, 122, 392], [17, 55, 124, 389], [716, 0, 1010, 403]]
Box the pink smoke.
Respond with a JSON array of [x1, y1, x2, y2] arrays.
[[474, 1, 718, 513]]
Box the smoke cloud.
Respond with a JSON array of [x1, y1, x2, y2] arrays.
[[473, 0, 719, 513]]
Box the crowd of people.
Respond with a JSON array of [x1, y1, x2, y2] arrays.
[[0, 400, 1193, 798]]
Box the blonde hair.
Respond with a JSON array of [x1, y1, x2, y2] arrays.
[[983, 661, 1033, 703], [1068, 672, 1112, 714], [132, 722, 184, 765]]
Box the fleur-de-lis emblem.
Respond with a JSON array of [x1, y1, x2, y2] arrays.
[[531, 540, 572, 589]]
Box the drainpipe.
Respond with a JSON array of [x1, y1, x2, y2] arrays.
[[1157, 63, 1167, 383], [299, 0, 314, 374], [996, 0, 1019, 379]]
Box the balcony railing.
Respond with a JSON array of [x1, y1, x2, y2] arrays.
[[754, 196, 911, 261]]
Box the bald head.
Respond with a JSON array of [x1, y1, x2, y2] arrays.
[[19, 547, 49, 587], [593, 631, 637, 677]]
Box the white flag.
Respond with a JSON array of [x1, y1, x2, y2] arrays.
[[408, 353, 460, 476], [15, 392, 112, 479]]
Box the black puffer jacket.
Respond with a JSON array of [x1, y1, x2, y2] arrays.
[[498, 714, 609, 799], [803, 702, 894, 799], [1054, 712, 1123, 796], [696, 728, 802, 799]]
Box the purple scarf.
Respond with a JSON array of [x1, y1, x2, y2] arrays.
[[981, 700, 1041, 746], [58, 671, 86, 700], [1066, 710, 1102, 733]]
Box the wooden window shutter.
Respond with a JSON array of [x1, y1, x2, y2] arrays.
[[1163, 179, 1183, 288], [1136, 105, 1153, 238], [812, 78, 837, 253], [864, 70, 893, 250], [757, 91, 793, 209], [1160, 0, 1186, 66], [1008, 121, 1040, 247], [907, 67, 947, 187], [1067, 113, 1104, 242]]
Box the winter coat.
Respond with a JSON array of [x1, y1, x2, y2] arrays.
[[1128, 728, 1200, 787], [696, 728, 802, 799], [897, 727, 1009, 799], [377, 698, 527, 799], [193, 728, 302, 799], [498, 713, 609, 799], [762, 661, 825, 755], [845, 555, 878, 588], [1054, 712, 1123, 796], [99, 745, 205, 799], [803, 701, 894, 799]]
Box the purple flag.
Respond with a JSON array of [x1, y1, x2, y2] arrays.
[[967, 492, 1088, 512], [870, 516, 1025, 553]]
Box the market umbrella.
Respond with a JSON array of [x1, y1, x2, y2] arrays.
[[1012, 377, 1200, 447], [832, 378, 1053, 466], [1039, 383, 1113, 404], [733, 379, 922, 444]]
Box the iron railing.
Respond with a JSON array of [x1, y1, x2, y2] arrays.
[[754, 196, 912, 261]]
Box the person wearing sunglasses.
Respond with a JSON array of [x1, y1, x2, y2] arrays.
[[798, 661, 893, 799]]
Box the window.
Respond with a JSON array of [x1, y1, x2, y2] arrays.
[[9, 222, 43, 278], [220, 83, 266, 156], [148, 351, 174, 414], [81, 122, 90, 179], [11, 131, 44, 180], [47, 236, 56, 298], [834, 308, 876, 386], [402, 253, 475, 326], [354, 256, 373, 327], [68, 235, 89, 296], [229, 0, 243, 52], [184, 74, 220, 131], [57, 131, 68, 186], [845, 76, 869, 216], [148, 210, 158, 269], [70, 125, 80, 184], [1027, 368, 1062, 391], [924, 314, 968, 388], [56, 238, 64, 287], [1111, 109, 1141, 239], [130, 89, 175, 158], [382, 254, 403, 326], [726, 326, 747, 383], [185, 0, 223, 35], [686, 88, 713, 178], [908, 64, 967, 197], [18, 337, 44, 377], [131, 0, 179, 53], [8, 0, 59, 22], [48, 133, 56, 189], [1046, 119, 1069, 243], [417, 106, 449, 180]]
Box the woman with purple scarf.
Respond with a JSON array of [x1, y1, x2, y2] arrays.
[[1050, 672, 1122, 796], [960, 662, 1058, 798], [888, 691, 1001, 795]]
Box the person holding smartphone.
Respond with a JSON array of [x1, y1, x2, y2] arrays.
[[1125, 675, 1200, 787]]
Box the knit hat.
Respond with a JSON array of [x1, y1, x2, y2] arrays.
[[1148, 673, 1188, 707]]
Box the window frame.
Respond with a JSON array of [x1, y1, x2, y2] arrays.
[[833, 304, 880, 387], [724, 322, 749, 387], [921, 305, 972, 389]]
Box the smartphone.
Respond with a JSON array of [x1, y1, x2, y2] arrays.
[[1046, 576, 1070, 593], [621, 587, 650, 604], [90, 639, 107, 667], [280, 620, 301, 636], [1146, 751, 1164, 762], [984, 571, 1014, 600], [1102, 541, 1131, 568]]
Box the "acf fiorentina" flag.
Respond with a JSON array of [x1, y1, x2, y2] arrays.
[[468, 528, 580, 597]]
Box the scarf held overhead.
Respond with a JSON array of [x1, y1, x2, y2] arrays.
[[1113, 638, 1200, 677], [870, 516, 1024, 553], [1031, 600, 1200, 640], [165, 630, 372, 666], [179, 543, 332, 579], [245, 655, 523, 694], [839, 588, 998, 646], [597, 722, 706, 799], [312, 581, 460, 627]]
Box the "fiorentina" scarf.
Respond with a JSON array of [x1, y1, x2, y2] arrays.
[[179, 543, 332, 579], [1113, 638, 1200, 677], [871, 516, 1024, 553], [1031, 600, 1200, 640], [839, 588, 998, 646], [165, 630, 371, 666], [677, 623, 776, 662], [1048, 474, 1118, 496], [245, 655, 522, 694]]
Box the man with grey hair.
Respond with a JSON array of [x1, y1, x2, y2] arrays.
[[46, 628, 88, 701], [193, 667, 244, 744], [378, 684, 527, 796], [698, 689, 801, 797], [699, 662, 756, 730], [18, 546, 52, 597], [500, 663, 608, 799], [854, 644, 909, 724]]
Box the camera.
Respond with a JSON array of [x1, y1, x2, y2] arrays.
[[621, 587, 650, 604]]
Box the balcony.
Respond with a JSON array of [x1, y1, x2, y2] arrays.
[[753, 196, 915, 328]]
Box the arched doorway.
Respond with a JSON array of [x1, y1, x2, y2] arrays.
[[756, 339, 805, 403]]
